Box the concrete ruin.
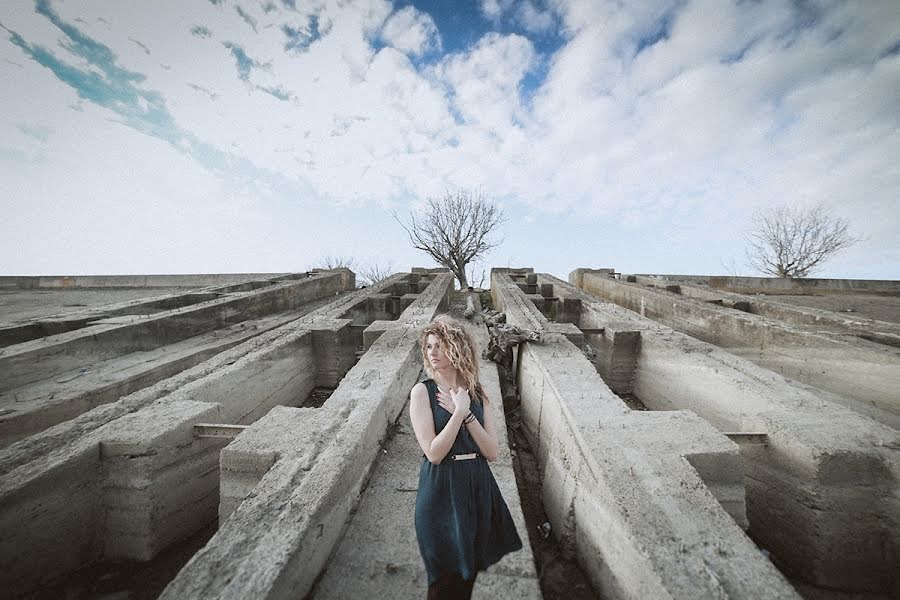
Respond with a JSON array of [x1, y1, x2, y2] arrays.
[[0, 267, 897, 599]]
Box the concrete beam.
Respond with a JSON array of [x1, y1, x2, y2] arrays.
[[160, 273, 455, 600], [491, 270, 798, 600], [632, 274, 900, 295], [631, 275, 900, 348], [0, 271, 353, 393], [0, 273, 411, 596], [0, 273, 294, 290], [550, 272, 899, 594], [312, 299, 540, 599], [572, 269, 900, 425]]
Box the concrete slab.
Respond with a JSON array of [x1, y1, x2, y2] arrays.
[[551, 272, 899, 595], [159, 273, 455, 600], [313, 297, 539, 600], [0, 271, 351, 393], [573, 269, 900, 424], [0, 272, 414, 597], [491, 268, 799, 600], [631, 274, 900, 348]]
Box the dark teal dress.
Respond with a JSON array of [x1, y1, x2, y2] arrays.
[[414, 379, 523, 584]]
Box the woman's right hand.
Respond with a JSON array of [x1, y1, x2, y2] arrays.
[[450, 387, 471, 415]]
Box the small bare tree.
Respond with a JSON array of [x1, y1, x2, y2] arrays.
[[745, 204, 859, 278], [357, 260, 396, 287], [393, 189, 505, 289], [312, 255, 356, 270]]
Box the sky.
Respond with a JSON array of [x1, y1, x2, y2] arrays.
[[1, 0, 898, 282]]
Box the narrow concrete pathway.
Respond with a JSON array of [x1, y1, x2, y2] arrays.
[[313, 306, 541, 599], [313, 399, 541, 600]]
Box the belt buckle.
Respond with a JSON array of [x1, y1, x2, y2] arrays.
[[453, 453, 477, 461]]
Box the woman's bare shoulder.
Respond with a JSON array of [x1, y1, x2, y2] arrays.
[[410, 381, 429, 402]]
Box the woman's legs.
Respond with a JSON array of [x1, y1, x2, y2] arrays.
[[426, 572, 477, 600]]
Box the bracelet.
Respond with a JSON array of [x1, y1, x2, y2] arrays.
[[464, 412, 475, 425]]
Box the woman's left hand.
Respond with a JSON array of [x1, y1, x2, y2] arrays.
[[436, 390, 457, 415]]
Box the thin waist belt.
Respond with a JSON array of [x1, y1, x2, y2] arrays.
[[451, 453, 480, 461]]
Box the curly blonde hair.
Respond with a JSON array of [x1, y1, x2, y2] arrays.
[[419, 316, 484, 403]]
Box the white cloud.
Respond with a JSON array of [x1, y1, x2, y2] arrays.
[[380, 5, 440, 56], [1, 0, 898, 278]]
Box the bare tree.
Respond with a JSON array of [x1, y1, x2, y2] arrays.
[[393, 189, 505, 289], [357, 260, 396, 287], [745, 204, 859, 278], [312, 255, 356, 270]]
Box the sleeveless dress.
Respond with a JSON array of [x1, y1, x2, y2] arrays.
[[414, 379, 523, 584]]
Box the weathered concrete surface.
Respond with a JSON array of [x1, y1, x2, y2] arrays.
[[574, 269, 900, 425], [312, 299, 539, 600], [0, 272, 409, 597], [159, 272, 454, 600], [631, 274, 900, 348], [0, 310, 322, 447], [550, 272, 900, 594], [0, 271, 351, 392], [0, 273, 291, 290], [492, 269, 798, 600], [633, 274, 900, 296], [0, 272, 352, 443]]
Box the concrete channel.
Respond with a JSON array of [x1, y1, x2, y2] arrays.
[[0, 270, 428, 597], [546, 269, 897, 596], [158, 270, 457, 599], [309, 295, 539, 600], [572, 269, 900, 427], [490, 269, 800, 600], [0, 271, 353, 446]]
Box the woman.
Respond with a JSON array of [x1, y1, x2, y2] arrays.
[[410, 316, 522, 600]]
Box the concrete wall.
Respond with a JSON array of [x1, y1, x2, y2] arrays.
[[551, 272, 899, 594], [491, 269, 798, 600], [311, 293, 540, 599], [0, 272, 355, 446], [0, 273, 411, 597], [634, 274, 900, 295], [0, 273, 293, 289], [631, 275, 900, 348], [159, 273, 454, 600], [574, 269, 900, 425], [0, 271, 349, 392]]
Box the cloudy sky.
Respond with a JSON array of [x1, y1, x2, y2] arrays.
[[1, 0, 898, 281]]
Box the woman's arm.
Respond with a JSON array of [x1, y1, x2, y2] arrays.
[[464, 393, 500, 461], [410, 382, 467, 465]]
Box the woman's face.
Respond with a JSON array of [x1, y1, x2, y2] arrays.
[[425, 334, 449, 370]]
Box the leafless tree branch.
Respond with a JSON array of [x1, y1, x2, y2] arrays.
[[392, 189, 505, 288], [357, 260, 396, 287], [744, 204, 860, 278]]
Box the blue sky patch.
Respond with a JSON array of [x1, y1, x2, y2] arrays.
[[223, 41, 262, 80]]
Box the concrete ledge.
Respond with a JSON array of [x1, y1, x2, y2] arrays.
[[492, 269, 798, 599], [550, 272, 899, 594], [0, 271, 351, 392], [159, 273, 455, 600], [0, 273, 416, 596], [631, 274, 900, 295], [0, 273, 294, 289], [632, 274, 900, 348], [573, 269, 900, 424]]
